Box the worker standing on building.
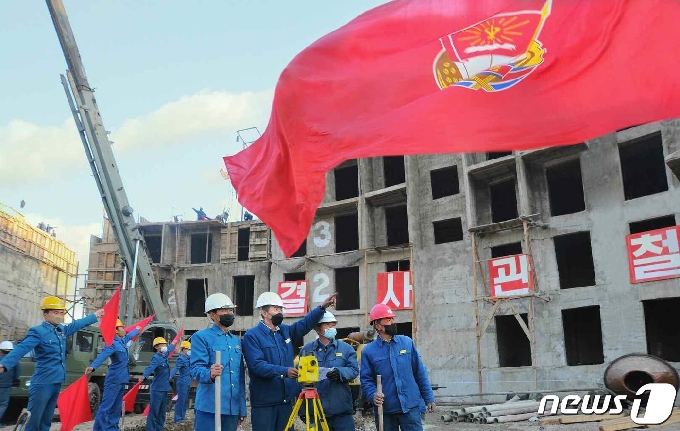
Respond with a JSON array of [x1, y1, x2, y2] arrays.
[[139, 337, 176, 431], [0, 341, 20, 426], [242, 291, 338, 431], [189, 293, 246, 431], [169, 340, 192, 424], [85, 319, 141, 431], [0, 296, 103, 431], [300, 311, 359, 430], [360, 304, 435, 431]]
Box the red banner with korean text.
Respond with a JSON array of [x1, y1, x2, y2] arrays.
[[626, 226, 680, 283], [488, 254, 535, 299], [278, 281, 308, 317], [377, 271, 413, 310]]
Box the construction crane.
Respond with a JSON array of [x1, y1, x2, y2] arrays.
[[45, 0, 168, 325]]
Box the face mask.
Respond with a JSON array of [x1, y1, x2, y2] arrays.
[[218, 313, 235, 327], [323, 328, 337, 340], [383, 323, 398, 336], [186, 350, 191, 357], [160, 346, 168, 354], [271, 313, 284, 326]]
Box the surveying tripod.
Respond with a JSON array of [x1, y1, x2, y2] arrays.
[[284, 385, 330, 431]]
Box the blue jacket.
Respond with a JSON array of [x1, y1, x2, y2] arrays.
[[190, 325, 246, 417], [142, 343, 175, 392], [89, 329, 139, 385], [360, 335, 434, 415], [0, 314, 98, 385], [170, 353, 191, 386], [242, 306, 325, 407], [300, 338, 359, 417], [0, 352, 20, 388]]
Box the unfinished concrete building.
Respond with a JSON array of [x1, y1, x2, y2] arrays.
[[85, 119, 680, 401]]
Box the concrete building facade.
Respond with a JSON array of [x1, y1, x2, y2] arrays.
[[85, 119, 680, 401]]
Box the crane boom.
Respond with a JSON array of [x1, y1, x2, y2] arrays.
[[46, 0, 167, 323]]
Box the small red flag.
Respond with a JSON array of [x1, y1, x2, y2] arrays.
[[124, 314, 156, 341], [56, 375, 92, 431], [223, 0, 680, 257], [167, 327, 184, 359], [142, 404, 150, 417], [122, 380, 142, 413], [100, 284, 122, 346]]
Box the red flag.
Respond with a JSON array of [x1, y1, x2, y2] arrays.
[[100, 284, 122, 346], [122, 380, 142, 413], [56, 375, 92, 431], [125, 314, 156, 341], [223, 0, 680, 257], [167, 327, 184, 359]]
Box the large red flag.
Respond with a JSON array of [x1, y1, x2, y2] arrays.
[[122, 380, 142, 413], [223, 0, 680, 257], [167, 327, 184, 359], [125, 314, 156, 342], [56, 375, 92, 431], [100, 284, 122, 346]]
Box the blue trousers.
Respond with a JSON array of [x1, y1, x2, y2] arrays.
[[327, 413, 355, 430], [0, 387, 10, 423], [174, 382, 190, 422], [146, 390, 168, 431], [194, 409, 239, 431], [251, 403, 294, 431], [374, 406, 423, 431], [93, 382, 125, 431], [27, 383, 60, 431]]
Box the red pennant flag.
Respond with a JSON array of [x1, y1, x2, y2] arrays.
[[167, 327, 184, 359], [125, 314, 156, 341], [100, 284, 122, 346], [56, 375, 92, 431], [142, 404, 150, 417], [122, 380, 142, 413], [223, 0, 680, 257]]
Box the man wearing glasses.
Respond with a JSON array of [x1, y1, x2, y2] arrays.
[[0, 296, 103, 431]]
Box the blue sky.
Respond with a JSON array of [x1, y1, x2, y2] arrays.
[[0, 1, 388, 270]]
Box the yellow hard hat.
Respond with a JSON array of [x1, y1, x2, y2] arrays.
[[116, 319, 124, 328], [40, 296, 66, 311], [180, 340, 191, 350], [152, 337, 167, 347]]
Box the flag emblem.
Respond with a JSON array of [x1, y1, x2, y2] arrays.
[[434, 0, 551, 92]]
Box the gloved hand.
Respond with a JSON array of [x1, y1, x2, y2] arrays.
[[326, 369, 340, 382]]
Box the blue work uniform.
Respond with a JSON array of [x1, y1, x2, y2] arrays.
[[190, 325, 246, 431], [360, 335, 434, 431], [169, 353, 191, 423], [0, 351, 21, 425], [300, 338, 359, 430], [0, 314, 98, 431], [141, 343, 175, 431], [89, 329, 139, 431], [242, 305, 325, 431]]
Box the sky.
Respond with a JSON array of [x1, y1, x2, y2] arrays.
[[0, 1, 390, 280]]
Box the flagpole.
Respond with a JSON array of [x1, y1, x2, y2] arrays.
[[119, 265, 128, 321], [215, 351, 221, 431], [126, 240, 140, 326]]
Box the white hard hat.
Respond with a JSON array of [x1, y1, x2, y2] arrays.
[[318, 311, 337, 324], [0, 341, 14, 350], [204, 293, 236, 314], [256, 291, 284, 308]]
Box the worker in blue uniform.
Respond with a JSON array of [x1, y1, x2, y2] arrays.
[[242, 291, 338, 431], [300, 311, 359, 430], [139, 336, 176, 431], [169, 340, 192, 423], [0, 296, 103, 431], [0, 341, 20, 426], [360, 304, 435, 431], [189, 293, 246, 431], [86, 319, 141, 431]]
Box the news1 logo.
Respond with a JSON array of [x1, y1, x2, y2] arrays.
[[539, 383, 677, 425]]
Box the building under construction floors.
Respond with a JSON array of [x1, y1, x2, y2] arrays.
[[85, 119, 680, 402]]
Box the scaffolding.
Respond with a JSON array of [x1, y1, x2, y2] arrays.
[[470, 215, 550, 398]]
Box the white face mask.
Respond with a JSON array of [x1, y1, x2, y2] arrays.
[[186, 350, 191, 357], [160, 346, 168, 354]]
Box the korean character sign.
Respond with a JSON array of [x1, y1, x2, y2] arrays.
[[376, 271, 413, 310], [488, 254, 534, 299], [626, 226, 680, 284], [277, 280, 307, 317]]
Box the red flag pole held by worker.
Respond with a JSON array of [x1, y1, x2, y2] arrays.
[[100, 284, 122, 346], [168, 327, 184, 359], [223, 0, 680, 257], [125, 314, 156, 341], [123, 380, 143, 413], [56, 375, 92, 431]]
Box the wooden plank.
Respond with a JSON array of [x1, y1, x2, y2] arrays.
[[647, 413, 680, 428], [560, 413, 626, 424], [538, 416, 563, 425]]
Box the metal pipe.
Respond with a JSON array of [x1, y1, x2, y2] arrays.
[[484, 405, 541, 416], [482, 400, 539, 413]]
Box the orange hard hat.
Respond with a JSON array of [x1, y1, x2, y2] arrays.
[[116, 319, 124, 328], [369, 304, 396, 324]]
